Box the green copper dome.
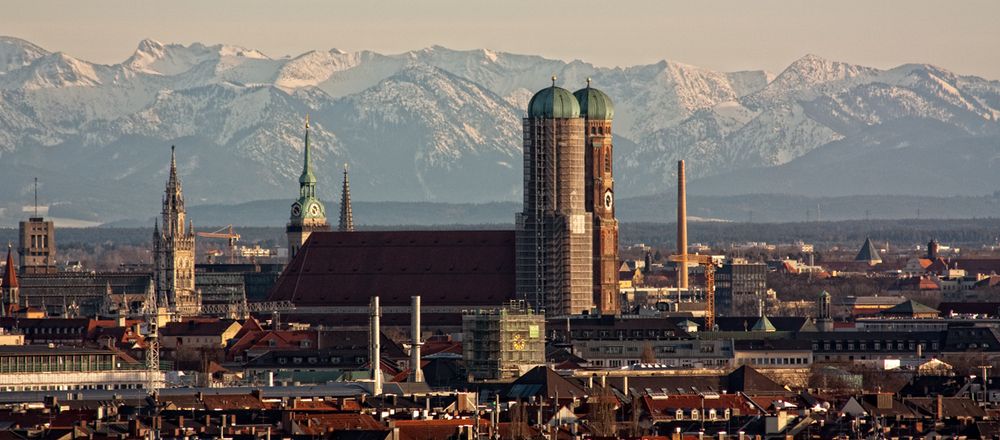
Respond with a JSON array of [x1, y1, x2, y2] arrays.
[[573, 85, 614, 120], [528, 83, 580, 119]]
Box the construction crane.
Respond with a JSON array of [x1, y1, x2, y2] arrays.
[[141, 282, 161, 395], [669, 254, 716, 331], [196, 225, 240, 263]]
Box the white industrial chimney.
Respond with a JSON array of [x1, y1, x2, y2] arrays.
[[370, 296, 383, 396], [409, 296, 425, 382]]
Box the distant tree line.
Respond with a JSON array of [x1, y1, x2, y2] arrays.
[[620, 219, 1000, 248]]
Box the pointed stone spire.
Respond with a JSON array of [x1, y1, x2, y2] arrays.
[[855, 236, 882, 265], [3, 244, 17, 289], [299, 115, 317, 190], [3, 244, 19, 317], [339, 164, 354, 232], [169, 145, 177, 179]]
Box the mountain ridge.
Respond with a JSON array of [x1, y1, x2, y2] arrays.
[[0, 36, 998, 225]]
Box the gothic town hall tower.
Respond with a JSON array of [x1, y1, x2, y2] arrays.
[[153, 146, 200, 316]]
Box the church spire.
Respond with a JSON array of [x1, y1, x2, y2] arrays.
[[339, 164, 354, 231], [3, 243, 19, 316], [162, 146, 185, 236], [169, 145, 177, 177], [3, 244, 17, 290], [299, 115, 317, 196]]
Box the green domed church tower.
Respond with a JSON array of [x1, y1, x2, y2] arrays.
[[287, 116, 330, 260], [516, 77, 594, 316]]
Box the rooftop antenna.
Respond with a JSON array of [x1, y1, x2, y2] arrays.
[[33, 177, 38, 217]]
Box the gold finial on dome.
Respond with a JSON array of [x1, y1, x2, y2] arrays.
[[305, 113, 310, 128], [551, 75, 557, 86]]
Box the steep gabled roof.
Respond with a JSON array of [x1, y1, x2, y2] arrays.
[[855, 237, 882, 263]]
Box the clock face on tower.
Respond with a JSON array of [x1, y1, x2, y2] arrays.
[[604, 190, 614, 210], [290, 203, 301, 217], [512, 333, 526, 351], [309, 203, 321, 216]]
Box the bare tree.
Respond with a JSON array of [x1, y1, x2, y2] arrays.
[[510, 400, 529, 440], [641, 343, 656, 364], [588, 386, 617, 438]]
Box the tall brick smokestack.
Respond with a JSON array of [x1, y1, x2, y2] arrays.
[[677, 160, 688, 289]]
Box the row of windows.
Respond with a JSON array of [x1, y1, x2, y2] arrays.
[[672, 408, 731, 420], [276, 356, 356, 365], [0, 354, 115, 373], [28, 234, 50, 249], [739, 357, 809, 366], [813, 341, 939, 352], [568, 329, 676, 340], [0, 383, 142, 392], [592, 358, 730, 368], [24, 327, 85, 335]]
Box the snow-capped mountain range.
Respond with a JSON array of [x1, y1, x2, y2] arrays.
[[0, 36, 998, 224]]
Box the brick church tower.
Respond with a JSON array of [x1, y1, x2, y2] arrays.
[[575, 80, 619, 315]]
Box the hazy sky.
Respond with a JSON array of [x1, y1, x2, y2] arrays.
[[5, 0, 999, 78]]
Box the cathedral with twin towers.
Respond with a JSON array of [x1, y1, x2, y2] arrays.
[[159, 78, 620, 318], [516, 77, 619, 316]]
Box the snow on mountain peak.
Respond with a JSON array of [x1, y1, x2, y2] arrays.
[[2, 51, 103, 90], [126, 40, 270, 76], [0, 36, 50, 75], [779, 53, 880, 87], [0, 36, 997, 221], [744, 54, 881, 106]]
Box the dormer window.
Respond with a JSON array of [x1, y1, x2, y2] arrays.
[[675, 409, 683, 420]]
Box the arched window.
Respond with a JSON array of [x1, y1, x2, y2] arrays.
[[604, 151, 612, 174]]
